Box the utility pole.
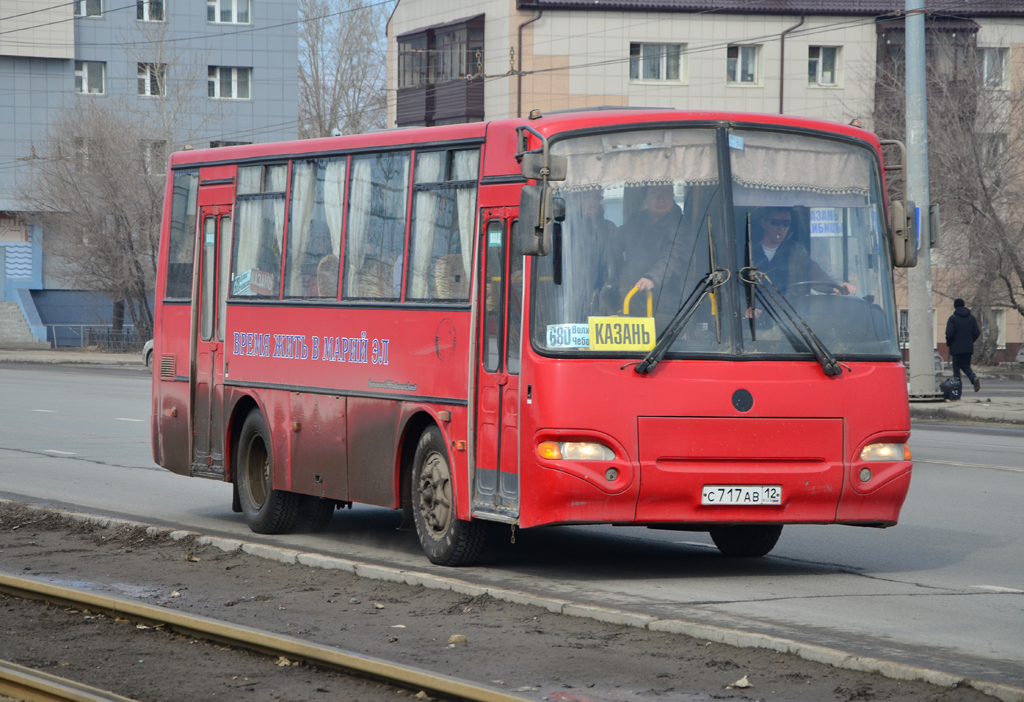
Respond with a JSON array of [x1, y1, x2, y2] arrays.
[[906, 0, 935, 396]]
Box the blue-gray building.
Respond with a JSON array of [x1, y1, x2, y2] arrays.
[[0, 0, 297, 347]]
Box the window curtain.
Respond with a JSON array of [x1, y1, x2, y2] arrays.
[[344, 158, 372, 297], [552, 130, 719, 189], [409, 152, 444, 299], [452, 150, 479, 283], [233, 199, 262, 292], [286, 161, 316, 296], [324, 159, 346, 257]]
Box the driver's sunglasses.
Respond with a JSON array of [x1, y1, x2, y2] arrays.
[[766, 218, 791, 227]]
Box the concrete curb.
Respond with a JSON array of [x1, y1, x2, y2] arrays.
[[909, 406, 1024, 426], [4, 498, 1023, 702]]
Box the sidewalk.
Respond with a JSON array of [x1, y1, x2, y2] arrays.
[[910, 395, 1024, 425], [909, 365, 1024, 426], [0, 347, 143, 366]]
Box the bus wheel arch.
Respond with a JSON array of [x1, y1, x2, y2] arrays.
[[397, 412, 434, 531], [410, 424, 486, 566], [236, 406, 301, 534]]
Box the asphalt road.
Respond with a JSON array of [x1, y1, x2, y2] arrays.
[[1, 364, 1021, 688]]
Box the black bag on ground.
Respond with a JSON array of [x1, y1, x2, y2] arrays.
[[940, 376, 962, 400]]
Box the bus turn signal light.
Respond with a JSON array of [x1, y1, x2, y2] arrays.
[[537, 441, 615, 461], [860, 443, 911, 461]]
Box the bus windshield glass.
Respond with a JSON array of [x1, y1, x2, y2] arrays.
[[529, 127, 899, 361]]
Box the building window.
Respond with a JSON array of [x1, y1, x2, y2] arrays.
[[981, 48, 1008, 89], [137, 0, 164, 21], [995, 308, 1007, 349], [808, 46, 839, 86], [629, 43, 682, 82], [399, 35, 427, 87], [396, 15, 485, 128], [397, 22, 483, 88], [208, 67, 251, 99], [138, 63, 166, 96], [75, 61, 105, 95], [899, 308, 909, 347], [74, 0, 102, 17], [727, 44, 759, 84], [207, 0, 249, 24]]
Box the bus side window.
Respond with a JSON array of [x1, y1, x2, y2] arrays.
[[507, 221, 523, 374], [343, 152, 410, 301], [165, 170, 198, 299], [231, 164, 287, 299], [483, 219, 505, 373], [284, 158, 345, 299], [407, 149, 478, 303], [200, 216, 216, 341]]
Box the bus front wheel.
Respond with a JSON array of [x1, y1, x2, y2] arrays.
[[709, 525, 783, 557], [411, 426, 486, 566], [236, 409, 300, 534]]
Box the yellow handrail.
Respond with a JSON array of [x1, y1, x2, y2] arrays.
[[623, 286, 653, 317]]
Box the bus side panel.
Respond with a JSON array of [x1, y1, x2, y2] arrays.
[[346, 396, 401, 507], [288, 392, 348, 501], [154, 302, 192, 475]]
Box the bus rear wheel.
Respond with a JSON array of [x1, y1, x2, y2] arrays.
[[236, 409, 300, 534], [411, 426, 485, 566], [709, 525, 783, 557]]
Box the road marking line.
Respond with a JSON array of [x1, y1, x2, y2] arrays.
[[32, 409, 55, 413], [43, 450, 75, 455], [972, 585, 1024, 594], [916, 458, 1024, 473], [115, 418, 145, 422], [676, 541, 715, 549]]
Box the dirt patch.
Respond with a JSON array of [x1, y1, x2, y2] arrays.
[[0, 502, 995, 702]]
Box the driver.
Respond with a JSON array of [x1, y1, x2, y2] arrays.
[[751, 206, 856, 296]]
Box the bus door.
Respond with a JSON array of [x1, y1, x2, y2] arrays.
[[473, 209, 522, 519], [191, 186, 233, 479]]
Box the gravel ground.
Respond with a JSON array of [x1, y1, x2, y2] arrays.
[[0, 502, 995, 702]]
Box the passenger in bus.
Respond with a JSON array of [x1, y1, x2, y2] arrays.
[[750, 206, 856, 295], [573, 189, 618, 313], [609, 183, 693, 315], [316, 254, 339, 298]]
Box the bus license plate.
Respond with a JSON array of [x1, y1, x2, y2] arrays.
[[701, 485, 782, 505]]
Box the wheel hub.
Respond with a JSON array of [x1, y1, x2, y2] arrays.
[[418, 451, 452, 537]]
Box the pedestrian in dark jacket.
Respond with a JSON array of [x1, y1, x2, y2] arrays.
[[945, 298, 981, 392]]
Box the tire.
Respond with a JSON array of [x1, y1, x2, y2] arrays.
[[709, 525, 783, 557], [411, 426, 486, 566], [236, 409, 300, 534], [299, 496, 335, 533], [145, 350, 153, 369]]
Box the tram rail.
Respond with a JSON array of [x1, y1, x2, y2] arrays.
[[0, 572, 529, 702]]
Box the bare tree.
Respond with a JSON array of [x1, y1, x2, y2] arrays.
[[119, 17, 221, 153], [875, 29, 1024, 361], [298, 0, 389, 138], [21, 100, 164, 339]]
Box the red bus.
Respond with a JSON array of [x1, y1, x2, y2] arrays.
[[152, 109, 916, 566]]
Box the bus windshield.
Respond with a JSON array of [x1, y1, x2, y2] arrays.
[[530, 127, 900, 361]]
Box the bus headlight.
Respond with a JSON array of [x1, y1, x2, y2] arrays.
[[537, 441, 615, 461], [859, 443, 911, 461]]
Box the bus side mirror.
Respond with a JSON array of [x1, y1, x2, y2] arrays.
[[521, 153, 567, 181], [890, 199, 918, 268], [519, 185, 554, 256]]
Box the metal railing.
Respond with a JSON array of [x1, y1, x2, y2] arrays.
[[46, 324, 145, 352]]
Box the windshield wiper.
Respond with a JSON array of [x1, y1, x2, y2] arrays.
[[634, 217, 729, 374], [741, 235, 843, 378]]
